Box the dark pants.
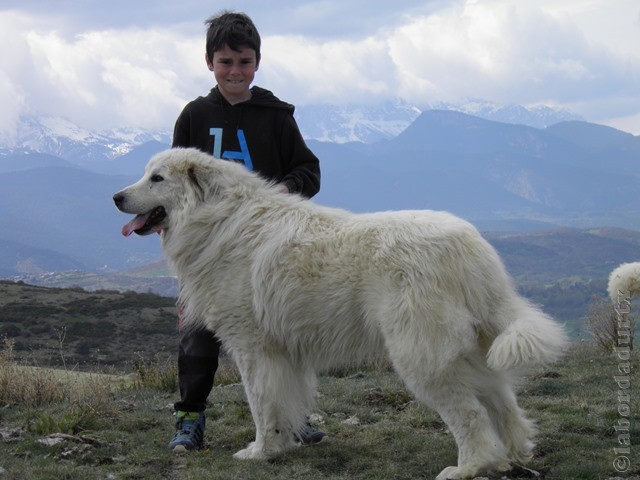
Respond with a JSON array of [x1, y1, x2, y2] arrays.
[[174, 328, 222, 413]]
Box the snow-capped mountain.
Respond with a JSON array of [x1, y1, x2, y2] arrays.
[[0, 99, 583, 166], [295, 98, 581, 144], [0, 100, 638, 277], [421, 99, 583, 129], [1, 115, 172, 166], [295, 99, 422, 143]]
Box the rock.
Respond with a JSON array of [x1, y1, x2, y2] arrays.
[[341, 415, 360, 425], [309, 413, 324, 425], [0, 427, 24, 443]]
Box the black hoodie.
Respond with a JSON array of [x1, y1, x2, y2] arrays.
[[172, 86, 320, 198]]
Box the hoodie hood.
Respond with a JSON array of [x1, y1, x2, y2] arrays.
[[209, 85, 295, 114]]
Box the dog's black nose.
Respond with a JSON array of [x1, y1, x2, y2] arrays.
[[113, 193, 124, 208]]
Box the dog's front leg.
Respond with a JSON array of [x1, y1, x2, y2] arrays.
[[232, 349, 303, 460]]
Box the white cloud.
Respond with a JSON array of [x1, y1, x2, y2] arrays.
[[0, 73, 25, 144], [261, 35, 394, 105], [11, 25, 211, 132], [0, 0, 639, 135], [0, 13, 32, 141], [387, 0, 640, 131], [386, 1, 622, 104]]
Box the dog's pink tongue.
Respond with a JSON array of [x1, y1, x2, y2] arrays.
[[121, 213, 150, 237]]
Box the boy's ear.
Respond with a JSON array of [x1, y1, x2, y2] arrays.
[[205, 52, 214, 71]]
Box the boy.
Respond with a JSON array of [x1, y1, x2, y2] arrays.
[[168, 11, 323, 452]]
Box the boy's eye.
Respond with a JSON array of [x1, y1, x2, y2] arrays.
[[216, 58, 254, 66]]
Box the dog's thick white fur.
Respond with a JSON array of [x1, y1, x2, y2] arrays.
[[114, 148, 568, 479], [608, 262, 640, 302]]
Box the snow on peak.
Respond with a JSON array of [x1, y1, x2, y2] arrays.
[[295, 99, 422, 144], [1, 99, 583, 162], [36, 116, 99, 143]]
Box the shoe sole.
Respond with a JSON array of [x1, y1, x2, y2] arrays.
[[171, 445, 188, 454]]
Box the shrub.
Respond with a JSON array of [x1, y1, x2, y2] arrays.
[[132, 352, 178, 392], [0, 302, 65, 321], [215, 356, 242, 385], [587, 297, 636, 351], [0, 324, 22, 337], [0, 335, 123, 408], [32, 405, 100, 435], [67, 320, 117, 338]]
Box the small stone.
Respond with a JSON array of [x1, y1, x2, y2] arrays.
[[341, 415, 360, 425]]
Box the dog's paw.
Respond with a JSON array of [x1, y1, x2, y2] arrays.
[[435, 465, 484, 480], [233, 442, 267, 460], [436, 461, 514, 480], [504, 464, 540, 478], [436, 466, 464, 480]]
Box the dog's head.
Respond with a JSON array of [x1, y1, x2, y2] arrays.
[[113, 148, 228, 237]]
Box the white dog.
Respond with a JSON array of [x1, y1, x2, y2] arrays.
[[608, 262, 640, 302], [114, 148, 568, 480]]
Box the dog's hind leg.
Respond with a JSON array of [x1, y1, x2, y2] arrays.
[[232, 349, 315, 460], [413, 373, 510, 479], [477, 373, 536, 465], [384, 333, 510, 479]]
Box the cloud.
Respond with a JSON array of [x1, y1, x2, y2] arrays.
[[0, 12, 34, 142], [0, 0, 639, 135], [8, 23, 209, 133], [261, 35, 394, 105], [261, 0, 640, 132], [0, 72, 25, 144]]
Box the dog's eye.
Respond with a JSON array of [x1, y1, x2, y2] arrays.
[[150, 174, 164, 183]]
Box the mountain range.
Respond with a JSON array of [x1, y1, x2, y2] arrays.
[[1, 98, 580, 162], [0, 100, 638, 280], [312, 111, 640, 225]]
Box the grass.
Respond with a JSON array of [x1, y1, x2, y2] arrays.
[[0, 280, 179, 371], [1, 340, 639, 480]]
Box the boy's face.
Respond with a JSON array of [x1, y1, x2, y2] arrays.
[[206, 45, 259, 105]]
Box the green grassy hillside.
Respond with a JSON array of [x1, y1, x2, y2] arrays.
[[0, 340, 637, 479], [0, 281, 178, 370], [1, 280, 639, 478]]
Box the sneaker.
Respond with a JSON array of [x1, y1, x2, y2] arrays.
[[168, 411, 205, 452], [295, 422, 326, 445]]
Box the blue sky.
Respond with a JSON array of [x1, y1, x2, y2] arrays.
[[1, 0, 639, 138]]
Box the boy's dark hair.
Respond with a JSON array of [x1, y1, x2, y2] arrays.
[[205, 11, 261, 64]]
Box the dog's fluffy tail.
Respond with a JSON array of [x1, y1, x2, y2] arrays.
[[486, 299, 568, 371], [608, 262, 640, 302]]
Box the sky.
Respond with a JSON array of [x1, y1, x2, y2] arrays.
[[1, 0, 639, 140]]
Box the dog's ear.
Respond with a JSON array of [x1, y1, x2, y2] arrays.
[[187, 166, 206, 202], [187, 164, 221, 202]]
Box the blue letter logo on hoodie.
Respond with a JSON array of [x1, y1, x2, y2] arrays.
[[209, 128, 254, 171]]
